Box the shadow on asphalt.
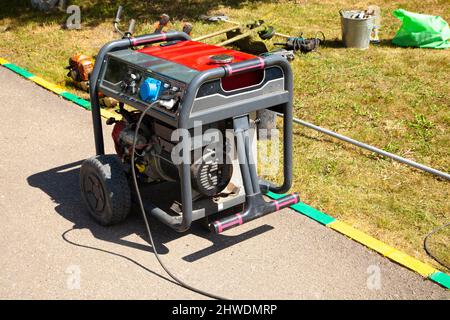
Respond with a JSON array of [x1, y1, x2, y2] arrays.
[[27, 160, 273, 262]]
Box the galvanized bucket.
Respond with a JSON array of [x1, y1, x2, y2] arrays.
[[340, 10, 375, 49]]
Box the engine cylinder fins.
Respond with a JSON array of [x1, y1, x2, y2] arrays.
[[191, 148, 233, 197]]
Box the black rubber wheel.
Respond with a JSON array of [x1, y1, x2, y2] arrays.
[[80, 155, 131, 225]]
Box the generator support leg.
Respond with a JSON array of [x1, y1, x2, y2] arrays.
[[210, 115, 299, 233], [234, 116, 255, 196], [244, 128, 261, 194]]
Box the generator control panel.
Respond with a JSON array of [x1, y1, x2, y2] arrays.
[[98, 40, 286, 126]]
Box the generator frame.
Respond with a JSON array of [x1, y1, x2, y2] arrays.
[[88, 31, 298, 233]]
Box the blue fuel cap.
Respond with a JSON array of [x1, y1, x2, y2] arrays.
[[139, 77, 162, 102]]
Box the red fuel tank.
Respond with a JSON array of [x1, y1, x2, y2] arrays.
[[137, 40, 257, 71]]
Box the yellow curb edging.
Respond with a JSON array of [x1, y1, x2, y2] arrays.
[[328, 220, 438, 277], [29, 76, 66, 94]]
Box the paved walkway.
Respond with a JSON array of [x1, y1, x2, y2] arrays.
[[0, 67, 448, 299]]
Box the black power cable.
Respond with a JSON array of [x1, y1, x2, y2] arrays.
[[130, 102, 228, 300], [424, 222, 450, 270], [274, 32, 325, 54]]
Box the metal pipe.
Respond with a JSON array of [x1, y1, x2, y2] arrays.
[[193, 25, 241, 41], [216, 31, 252, 46], [277, 113, 450, 180]]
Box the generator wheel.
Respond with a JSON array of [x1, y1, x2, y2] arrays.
[[80, 155, 131, 225]]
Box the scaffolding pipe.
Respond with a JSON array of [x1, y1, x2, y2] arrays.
[[275, 113, 450, 181]]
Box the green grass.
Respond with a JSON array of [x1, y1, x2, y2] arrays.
[[0, 0, 448, 271]]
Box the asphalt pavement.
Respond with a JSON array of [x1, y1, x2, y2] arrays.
[[0, 67, 448, 299]]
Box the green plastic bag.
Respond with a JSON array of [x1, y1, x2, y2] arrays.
[[392, 9, 450, 49]]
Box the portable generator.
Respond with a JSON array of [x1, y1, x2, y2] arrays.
[[80, 31, 298, 233]]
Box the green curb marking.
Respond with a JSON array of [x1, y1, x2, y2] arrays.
[[265, 191, 285, 200], [59, 92, 91, 110], [2, 62, 91, 110], [266, 191, 336, 225], [429, 271, 450, 289], [290, 202, 336, 225], [3, 63, 34, 78]]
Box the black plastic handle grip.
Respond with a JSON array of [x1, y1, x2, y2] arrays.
[[130, 31, 190, 46]]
